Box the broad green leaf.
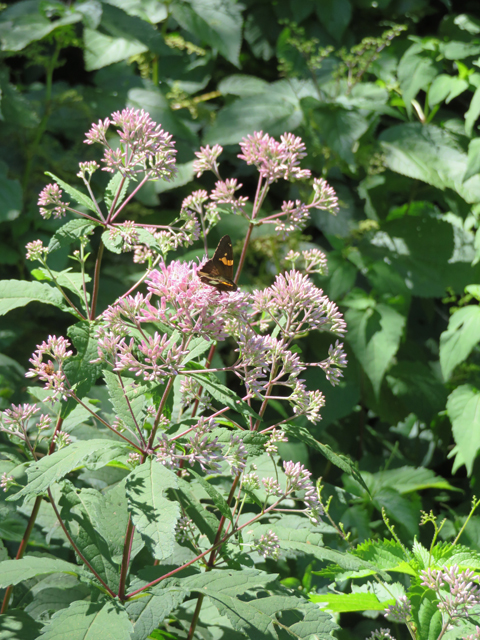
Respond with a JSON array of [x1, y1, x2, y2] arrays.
[[126, 458, 180, 560], [104, 172, 129, 211], [62, 321, 103, 416], [204, 81, 303, 146], [314, 0, 351, 41], [103, 370, 146, 436], [313, 105, 370, 166], [48, 219, 98, 253], [466, 85, 480, 137], [44, 172, 98, 214], [0, 5, 82, 52], [464, 138, 480, 183], [386, 361, 447, 423], [345, 300, 406, 397], [0, 280, 71, 316], [219, 74, 269, 97], [40, 600, 133, 640], [171, 0, 243, 67], [379, 123, 480, 204], [0, 610, 43, 640], [447, 385, 480, 475], [10, 440, 127, 501], [283, 424, 369, 494], [175, 476, 221, 544], [126, 577, 189, 640], [413, 590, 443, 640], [440, 306, 480, 380], [455, 14, 480, 34], [189, 470, 233, 523], [0, 557, 79, 588], [182, 570, 337, 639], [428, 74, 468, 107], [84, 27, 147, 70], [32, 267, 91, 301], [58, 481, 121, 591], [365, 466, 454, 494], [187, 371, 259, 419], [398, 44, 441, 117], [311, 591, 391, 612], [441, 40, 480, 59], [0, 161, 21, 222]]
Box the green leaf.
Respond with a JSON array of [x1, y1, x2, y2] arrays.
[[314, 0, 351, 41], [10, 440, 128, 501], [464, 138, 480, 183], [311, 591, 390, 612], [182, 570, 338, 639], [32, 267, 90, 301], [0, 5, 82, 52], [170, 0, 243, 67], [0, 557, 79, 588], [189, 470, 233, 523], [283, 424, 370, 495], [62, 321, 103, 415], [58, 481, 122, 591], [440, 306, 480, 380], [84, 27, 147, 71], [313, 105, 370, 166], [379, 123, 480, 204], [398, 45, 440, 117], [175, 476, 220, 544], [40, 600, 133, 640], [0, 161, 21, 222], [466, 85, 480, 137], [446, 385, 480, 475], [204, 81, 303, 146], [48, 219, 98, 253], [345, 299, 406, 397], [44, 172, 98, 214], [126, 458, 180, 560], [104, 173, 130, 212], [0, 280, 70, 316], [103, 370, 146, 436], [0, 609, 43, 640], [428, 74, 468, 107], [187, 371, 259, 419], [126, 577, 188, 640]]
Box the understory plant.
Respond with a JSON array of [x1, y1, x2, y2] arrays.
[[0, 108, 351, 639]]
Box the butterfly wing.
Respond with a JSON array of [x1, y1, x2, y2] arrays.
[[198, 235, 238, 292]]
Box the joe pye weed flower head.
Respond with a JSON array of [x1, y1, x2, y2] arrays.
[[3, 108, 347, 635]]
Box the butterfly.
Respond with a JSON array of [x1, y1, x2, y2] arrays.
[[197, 235, 238, 292]]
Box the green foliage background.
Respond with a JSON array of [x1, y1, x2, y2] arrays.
[[2, 0, 480, 636]]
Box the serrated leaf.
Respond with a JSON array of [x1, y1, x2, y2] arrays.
[[283, 424, 370, 494], [58, 481, 122, 591], [45, 171, 98, 214], [188, 372, 259, 419], [345, 301, 406, 397], [49, 219, 98, 253], [440, 306, 480, 380], [10, 440, 127, 501], [311, 591, 391, 612], [170, 0, 243, 67], [0, 609, 43, 640], [40, 600, 133, 640], [189, 470, 233, 523], [61, 321, 103, 416], [0, 557, 79, 588], [103, 370, 146, 436], [104, 173, 130, 212], [32, 267, 91, 301], [175, 477, 220, 544], [126, 458, 180, 560], [126, 577, 189, 640], [0, 280, 70, 316], [446, 385, 480, 475], [101, 229, 123, 254]]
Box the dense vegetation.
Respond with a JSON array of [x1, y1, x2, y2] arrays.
[[1, 0, 480, 638]]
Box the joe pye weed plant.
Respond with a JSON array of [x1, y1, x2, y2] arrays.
[[0, 108, 349, 639]]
